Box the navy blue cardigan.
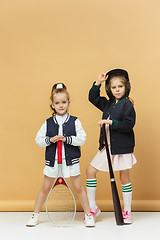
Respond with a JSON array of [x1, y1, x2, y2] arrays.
[[89, 83, 136, 155]]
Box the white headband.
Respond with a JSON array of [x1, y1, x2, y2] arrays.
[[56, 83, 63, 89]]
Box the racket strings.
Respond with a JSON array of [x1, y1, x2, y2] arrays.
[[46, 184, 76, 226]]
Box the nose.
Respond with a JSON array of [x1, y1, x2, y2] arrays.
[[116, 87, 119, 91]]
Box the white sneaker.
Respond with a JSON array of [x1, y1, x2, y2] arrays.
[[84, 213, 95, 227], [26, 214, 39, 227]]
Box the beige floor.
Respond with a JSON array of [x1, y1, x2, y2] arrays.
[[0, 212, 159, 240]]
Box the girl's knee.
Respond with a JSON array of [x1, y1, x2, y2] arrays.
[[75, 184, 84, 194], [70, 175, 84, 194], [41, 183, 52, 195], [41, 176, 54, 195], [86, 165, 97, 178], [120, 170, 130, 185], [86, 165, 90, 176]]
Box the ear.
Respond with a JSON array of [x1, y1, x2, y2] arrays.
[[51, 104, 55, 109]]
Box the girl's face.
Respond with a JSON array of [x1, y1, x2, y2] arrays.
[[110, 77, 125, 102], [52, 92, 70, 116]]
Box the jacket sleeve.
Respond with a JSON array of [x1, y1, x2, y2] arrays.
[[112, 101, 136, 133], [89, 82, 108, 112], [35, 121, 51, 147], [65, 119, 86, 146]]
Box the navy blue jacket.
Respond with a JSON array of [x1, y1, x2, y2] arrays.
[[45, 115, 81, 167], [89, 83, 136, 155]]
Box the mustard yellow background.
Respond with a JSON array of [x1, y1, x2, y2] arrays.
[[0, 0, 160, 211]]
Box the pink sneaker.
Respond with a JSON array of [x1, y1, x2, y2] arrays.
[[90, 207, 101, 219], [83, 207, 101, 220], [122, 211, 132, 224]]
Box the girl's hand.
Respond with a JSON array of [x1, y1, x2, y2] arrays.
[[98, 119, 113, 128], [50, 135, 66, 143], [95, 73, 108, 86]]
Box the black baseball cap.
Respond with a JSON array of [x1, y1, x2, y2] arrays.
[[105, 68, 129, 82]]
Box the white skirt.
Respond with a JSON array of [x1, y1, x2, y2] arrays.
[[90, 147, 137, 172], [43, 158, 80, 178]]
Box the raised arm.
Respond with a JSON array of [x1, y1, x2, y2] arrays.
[[89, 73, 108, 112]]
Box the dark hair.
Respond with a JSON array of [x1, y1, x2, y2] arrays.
[[50, 83, 70, 115]]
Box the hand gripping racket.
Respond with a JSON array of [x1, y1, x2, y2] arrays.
[[46, 140, 76, 226], [102, 124, 124, 225]]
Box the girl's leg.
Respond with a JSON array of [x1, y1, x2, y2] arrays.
[[86, 165, 99, 211], [26, 175, 55, 227], [86, 164, 98, 179], [120, 169, 130, 185], [34, 175, 55, 213], [120, 169, 132, 223], [70, 174, 95, 227], [70, 174, 90, 214]]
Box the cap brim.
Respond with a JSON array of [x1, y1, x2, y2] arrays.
[[106, 68, 129, 81]]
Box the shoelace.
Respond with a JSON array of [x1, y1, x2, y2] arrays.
[[86, 213, 92, 219], [123, 211, 129, 219], [90, 209, 96, 214]]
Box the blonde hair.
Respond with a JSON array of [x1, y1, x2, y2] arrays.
[[109, 76, 134, 105], [50, 83, 70, 115]]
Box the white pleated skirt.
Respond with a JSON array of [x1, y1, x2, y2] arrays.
[[90, 147, 137, 172], [43, 158, 80, 178], [90, 123, 137, 172]]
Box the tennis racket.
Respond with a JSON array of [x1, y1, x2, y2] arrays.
[[46, 140, 76, 226]]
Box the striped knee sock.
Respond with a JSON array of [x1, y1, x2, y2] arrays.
[[122, 183, 132, 212], [86, 179, 97, 210]]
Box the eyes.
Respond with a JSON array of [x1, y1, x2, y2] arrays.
[[54, 101, 67, 105], [111, 85, 124, 89]]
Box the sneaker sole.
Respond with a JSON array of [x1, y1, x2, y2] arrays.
[[26, 225, 36, 227], [26, 221, 39, 227], [85, 224, 95, 227], [95, 209, 101, 219], [123, 220, 132, 224]]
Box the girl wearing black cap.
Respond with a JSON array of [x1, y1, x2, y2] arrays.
[[86, 69, 137, 224]]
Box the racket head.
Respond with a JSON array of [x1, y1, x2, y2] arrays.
[[46, 175, 76, 227]]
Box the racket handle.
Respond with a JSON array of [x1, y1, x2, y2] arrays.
[[57, 141, 62, 164]]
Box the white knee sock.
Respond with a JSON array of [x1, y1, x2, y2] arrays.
[[122, 183, 132, 212], [86, 179, 97, 210]]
